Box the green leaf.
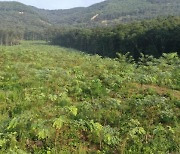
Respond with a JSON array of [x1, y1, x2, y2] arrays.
[[53, 116, 65, 129], [68, 106, 78, 116], [38, 129, 49, 139], [0, 139, 6, 147], [7, 118, 18, 130], [104, 134, 112, 145]]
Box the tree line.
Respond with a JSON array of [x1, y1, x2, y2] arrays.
[[0, 30, 45, 46], [0, 30, 23, 46], [1, 16, 180, 60], [50, 16, 180, 59]]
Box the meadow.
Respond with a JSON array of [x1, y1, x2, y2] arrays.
[[0, 41, 179, 153]]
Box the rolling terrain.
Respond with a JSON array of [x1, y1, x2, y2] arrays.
[[0, 0, 180, 30], [0, 2, 50, 31], [0, 41, 179, 153]]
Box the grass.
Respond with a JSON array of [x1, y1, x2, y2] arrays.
[[0, 41, 179, 153]]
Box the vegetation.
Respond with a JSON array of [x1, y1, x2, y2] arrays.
[[1, 0, 180, 30], [0, 0, 180, 153], [0, 30, 22, 46], [51, 16, 180, 59], [0, 2, 50, 31], [0, 2, 49, 41], [0, 0, 180, 45], [0, 41, 179, 153], [43, 0, 180, 27]]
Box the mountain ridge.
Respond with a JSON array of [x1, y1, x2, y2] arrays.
[[0, 0, 180, 31]]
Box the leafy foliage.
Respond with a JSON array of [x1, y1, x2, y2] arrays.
[[51, 16, 180, 59], [0, 41, 179, 153]]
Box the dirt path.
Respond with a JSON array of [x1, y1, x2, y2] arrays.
[[134, 83, 180, 100]]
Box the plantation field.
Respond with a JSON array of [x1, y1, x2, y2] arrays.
[[0, 41, 180, 153]]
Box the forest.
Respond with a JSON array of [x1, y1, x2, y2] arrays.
[[1, 16, 180, 59], [51, 16, 180, 59], [0, 30, 22, 46]]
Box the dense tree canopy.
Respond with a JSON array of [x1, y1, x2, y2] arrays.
[[0, 30, 22, 46], [38, 0, 180, 27], [51, 16, 180, 59]]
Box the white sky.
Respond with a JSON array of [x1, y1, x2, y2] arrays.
[[0, 0, 105, 9]]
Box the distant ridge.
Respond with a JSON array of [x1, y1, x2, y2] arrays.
[[0, 0, 180, 30]]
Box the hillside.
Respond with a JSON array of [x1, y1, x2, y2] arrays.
[[41, 0, 180, 27], [0, 2, 51, 31], [0, 0, 180, 30], [0, 41, 180, 153]]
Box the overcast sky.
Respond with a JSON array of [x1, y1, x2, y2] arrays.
[[0, 0, 105, 9]]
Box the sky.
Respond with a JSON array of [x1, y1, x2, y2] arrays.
[[0, 0, 105, 10]]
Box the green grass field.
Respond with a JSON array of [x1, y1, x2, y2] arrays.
[[0, 41, 179, 153]]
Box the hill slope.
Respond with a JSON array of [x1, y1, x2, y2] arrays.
[[40, 0, 180, 27], [0, 0, 180, 30], [0, 41, 179, 153], [0, 2, 51, 31]]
